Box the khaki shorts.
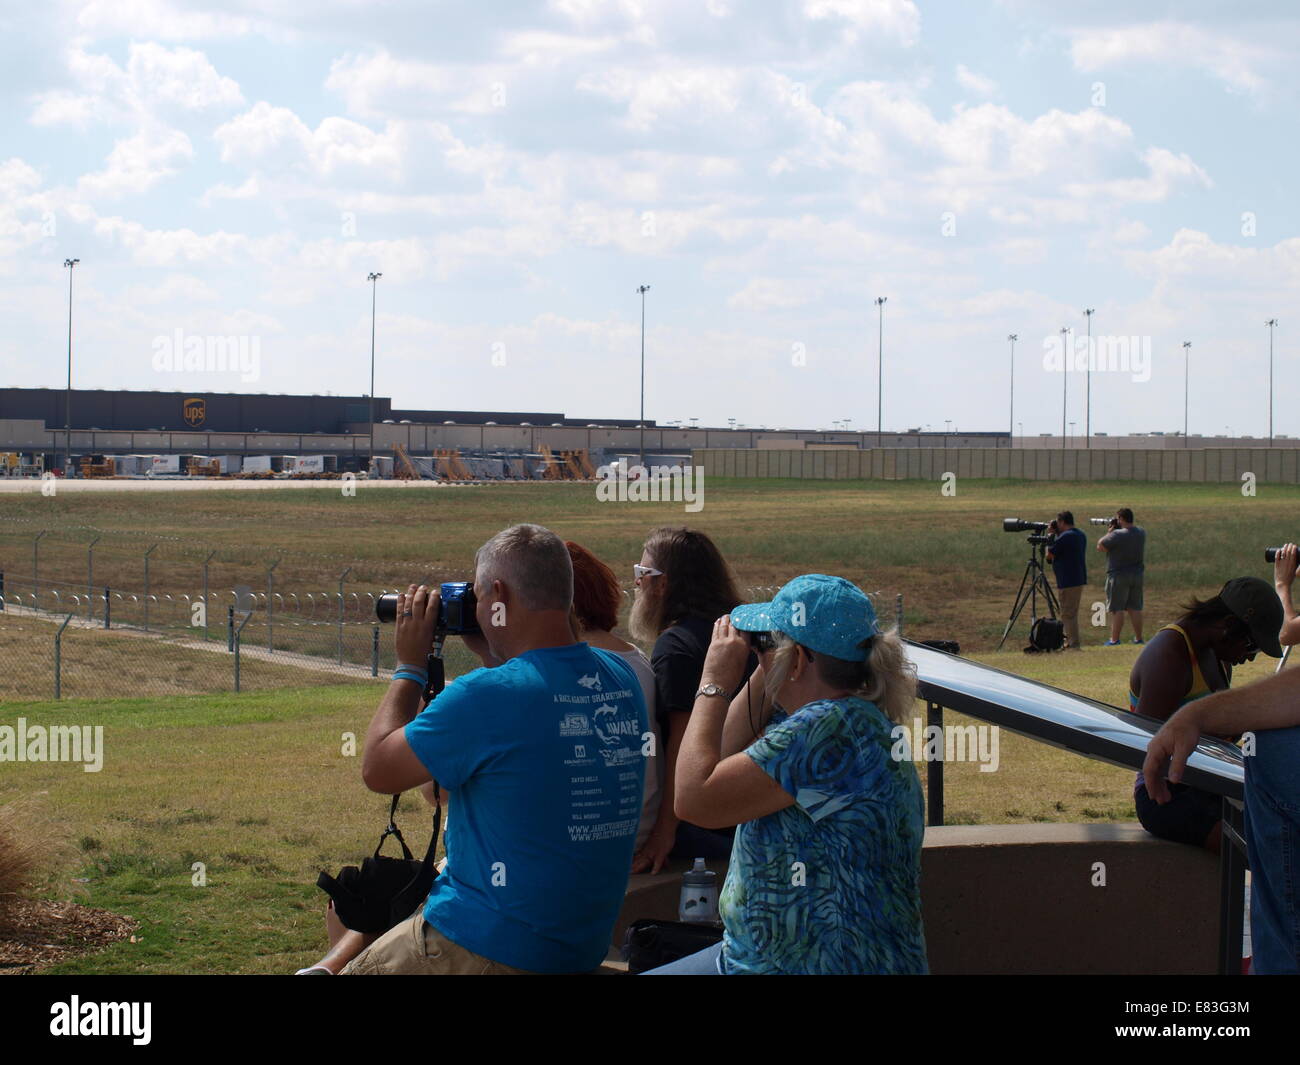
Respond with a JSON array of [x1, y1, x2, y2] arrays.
[[340, 913, 535, 975]]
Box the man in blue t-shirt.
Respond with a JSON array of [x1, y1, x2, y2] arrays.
[[341, 523, 647, 975], [1045, 510, 1087, 651]]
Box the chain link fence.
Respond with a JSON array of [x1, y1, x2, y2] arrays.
[[0, 518, 908, 702]]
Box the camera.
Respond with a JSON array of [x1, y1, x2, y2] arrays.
[[1264, 547, 1295, 564], [375, 581, 481, 635], [1089, 517, 1118, 528], [748, 630, 778, 652], [1002, 518, 1049, 534]]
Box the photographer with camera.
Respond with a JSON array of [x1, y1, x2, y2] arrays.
[[1097, 507, 1146, 645], [339, 523, 648, 975], [1044, 511, 1087, 651]]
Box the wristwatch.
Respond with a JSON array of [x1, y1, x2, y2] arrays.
[[695, 683, 727, 699]]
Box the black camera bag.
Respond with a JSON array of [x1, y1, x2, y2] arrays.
[[317, 792, 441, 934], [1029, 617, 1065, 652]]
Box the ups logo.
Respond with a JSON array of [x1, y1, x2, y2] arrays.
[[183, 398, 206, 427]]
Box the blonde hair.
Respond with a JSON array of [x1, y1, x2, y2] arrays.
[[764, 627, 917, 724]]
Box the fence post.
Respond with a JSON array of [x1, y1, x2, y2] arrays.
[[338, 567, 352, 665], [33, 530, 47, 598], [87, 535, 100, 621], [227, 605, 234, 651], [0, 569, 5, 612], [54, 612, 74, 699], [202, 550, 216, 641], [371, 624, 380, 677], [104, 587, 110, 629], [233, 611, 253, 692], [143, 543, 158, 631], [896, 593, 904, 637], [267, 559, 280, 653]]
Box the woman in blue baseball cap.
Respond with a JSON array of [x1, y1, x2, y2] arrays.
[[644, 574, 928, 975]]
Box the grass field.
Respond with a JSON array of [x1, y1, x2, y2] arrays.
[[0, 476, 1289, 973]]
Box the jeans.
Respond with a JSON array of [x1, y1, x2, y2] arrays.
[[642, 941, 725, 975], [1244, 724, 1300, 974]]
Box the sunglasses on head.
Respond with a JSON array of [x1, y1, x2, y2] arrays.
[[633, 564, 663, 580]]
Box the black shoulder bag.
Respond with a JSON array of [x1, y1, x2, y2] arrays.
[[316, 647, 446, 934]]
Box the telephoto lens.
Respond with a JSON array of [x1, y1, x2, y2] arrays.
[[376, 593, 399, 623]]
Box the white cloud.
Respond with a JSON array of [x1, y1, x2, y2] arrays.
[[803, 0, 921, 45], [77, 127, 195, 198], [955, 64, 997, 97], [1069, 21, 1278, 95], [213, 102, 409, 181], [30, 42, 244, 128]]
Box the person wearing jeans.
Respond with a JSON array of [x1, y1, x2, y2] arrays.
[[1144, 664, 1300, 974]]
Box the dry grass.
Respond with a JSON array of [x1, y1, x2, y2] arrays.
[[0, 797, 76, 932]]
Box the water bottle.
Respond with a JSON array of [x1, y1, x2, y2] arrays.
[[678, 857, 718, 924]]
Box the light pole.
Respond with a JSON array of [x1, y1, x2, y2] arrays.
[[637, 284, 650, 470], [63, 258, 79, 474], [1182, 341, 1191, 442], [1267, 319, 1278, 444], [366, 272, 382, 475], [1084, 308, 1094, 448], [1007, 333, 1017, 447], [875, 296, 887, 446], [1060, 326, 1070, 450]]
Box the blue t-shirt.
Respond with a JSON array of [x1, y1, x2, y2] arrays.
[[404, 643, 647, 973], [718, 696, 928, 975], [1049, 527, 1087, 589]]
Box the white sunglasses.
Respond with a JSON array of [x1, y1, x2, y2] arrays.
[[633, 564, 664, 580]]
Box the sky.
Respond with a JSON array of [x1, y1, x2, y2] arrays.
[[1, 0, 1297, 436]]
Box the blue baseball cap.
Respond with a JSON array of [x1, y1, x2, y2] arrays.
[[730, 574, 880, 661]]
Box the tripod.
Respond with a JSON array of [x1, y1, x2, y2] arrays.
[[997, 539, 1060, 650]]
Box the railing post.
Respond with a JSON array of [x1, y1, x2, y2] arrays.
[[54, 612, 73, 699], [927, 700, 944, 827], [338, 566, 352, 665], [371, 624, 380, 677]]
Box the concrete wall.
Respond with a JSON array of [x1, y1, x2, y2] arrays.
[[921, 824, 1219, 975], [611, 823, 1219, 974], [693, 446, 1300, 483]]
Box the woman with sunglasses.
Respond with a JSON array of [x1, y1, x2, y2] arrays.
[[1128, 576, 1283, 854], [628, 527, 755, 874], [646, 574, 927, 975]]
